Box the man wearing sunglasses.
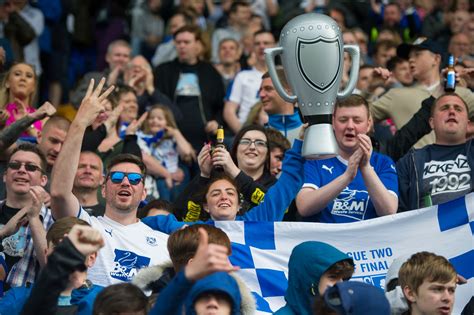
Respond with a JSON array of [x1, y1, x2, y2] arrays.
[[1, 142, 54, 289], [50, 78, 170, 287]]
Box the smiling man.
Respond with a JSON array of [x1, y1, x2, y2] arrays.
[[50, 79, 170, 287], [370, 38, 474, 149], [296, 95, 398, 223], [1, 143, 54, 288], [397, 93, 473, 211]]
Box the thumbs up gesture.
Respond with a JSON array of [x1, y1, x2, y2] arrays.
[[184, 228, 239, 281]]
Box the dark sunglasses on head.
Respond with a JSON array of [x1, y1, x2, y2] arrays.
[[108, 172, 144, 185], [8, 161, 43, 173]]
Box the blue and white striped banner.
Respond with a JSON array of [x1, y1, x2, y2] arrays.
[[216, 192, 474, 314]]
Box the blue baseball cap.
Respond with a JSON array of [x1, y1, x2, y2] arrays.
[[324, 281, 391, 315]]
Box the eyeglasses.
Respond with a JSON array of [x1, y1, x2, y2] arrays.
[[238, 138, 267, 148], [108, 172, 144, 185], [8, 161, 43, 173]]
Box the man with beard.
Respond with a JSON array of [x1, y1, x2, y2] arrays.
[[50, 79, 169, 287]]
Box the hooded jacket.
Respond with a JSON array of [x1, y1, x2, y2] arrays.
[[148, 270, 255, 315], [132, 261, 175, 294], [275, 241, 353, 315]]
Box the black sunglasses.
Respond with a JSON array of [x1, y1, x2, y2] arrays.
[[108, 172, 144, 185], [8, 161, 43, 173]]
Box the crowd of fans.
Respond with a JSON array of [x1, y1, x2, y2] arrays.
[[0, 0, 473, 314]]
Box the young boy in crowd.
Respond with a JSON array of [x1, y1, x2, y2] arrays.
[[275, 241, 355, 315], [0, 217, 102, 315], [398, 252, 457, 315]]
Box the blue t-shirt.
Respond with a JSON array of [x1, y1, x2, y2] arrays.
[[302, 152, 398, 223]]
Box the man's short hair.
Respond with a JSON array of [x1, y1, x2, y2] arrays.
[[386, 56, 407, 71], [262, 66, 290, 90], [9, 142, 48, 171], [431, 92, 469, 117], [42, 115, 71, 135], [398, 252, 457, 302], [106, 154, 146, 176], [218, 38, 240, 50], [46, 217, 90, 247], [109, 84, 136, 106], [167, 224, 232, 271], [230, 1, 250, 14], [253, 29, 274, 40], [374, 40, 398, 55], [173, 24, 202, 42], [334, 94, 370, 118], [93, 283, 148, 315], [107, 39, 131, 55]]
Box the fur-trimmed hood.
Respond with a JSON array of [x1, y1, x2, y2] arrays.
[[132, 260, 174, 292], [133, 262, 256, 314], [186, 271, 256, 315]]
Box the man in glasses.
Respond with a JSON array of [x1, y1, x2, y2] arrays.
[[50, 78, 169, 287], [0, 142, 54, 289]]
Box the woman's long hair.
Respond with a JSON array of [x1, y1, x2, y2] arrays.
[[0, 62, 37, 109]]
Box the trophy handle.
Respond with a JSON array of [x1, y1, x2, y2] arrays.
[[265, 47, 298, 103], [337, 45, 360, 99]]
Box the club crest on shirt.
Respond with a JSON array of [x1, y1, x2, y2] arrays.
[[110, 249, 151, 282], [146, 236, 158, 246]]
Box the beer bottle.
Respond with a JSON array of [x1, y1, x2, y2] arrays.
[[213, 125, 225, 171], [444, 55, 456, 92]]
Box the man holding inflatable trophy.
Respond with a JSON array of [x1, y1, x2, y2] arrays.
[[267, 14, 399, 223]]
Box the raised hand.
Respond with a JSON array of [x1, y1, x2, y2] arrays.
[[357, 134, 373, 169], [26, 186, 48, 218], [184, 228, 238, 282], [12, 98, 28, 121], [76, 78, 115, 127], [125, 112, 148, 135], [344, 148, 363, 181], [211, 146, 239, 177], [198, 143, 213, 178], [67, 225, 105, 256], [0, 207, 28, 238], [32, 102, 56, 120]]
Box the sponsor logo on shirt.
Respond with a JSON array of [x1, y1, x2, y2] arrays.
[[331, 188, 369, 221], [110, 249, 151, 282]]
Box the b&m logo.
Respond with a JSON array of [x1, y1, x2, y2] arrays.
[[331, 188, 369, 220], [111, 249, 151, 282]]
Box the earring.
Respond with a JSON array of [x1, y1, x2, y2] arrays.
[[311, 283, 317, 296]]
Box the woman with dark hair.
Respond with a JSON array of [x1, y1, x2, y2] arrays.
[[142, 126, 305, 233], [173, 124, 277, 221]]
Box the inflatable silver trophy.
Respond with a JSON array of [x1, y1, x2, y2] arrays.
[[265, 13, 360, 159]]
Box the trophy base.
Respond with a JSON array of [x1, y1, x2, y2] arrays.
[[302, 124, 339, 160]]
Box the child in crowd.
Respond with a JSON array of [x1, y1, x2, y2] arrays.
[[1, 217, 103, 315], [137, 104, 194, 201], [399, 252, 457, 315], [92, 283, 148, 315], [276, 241, 354, 315]]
